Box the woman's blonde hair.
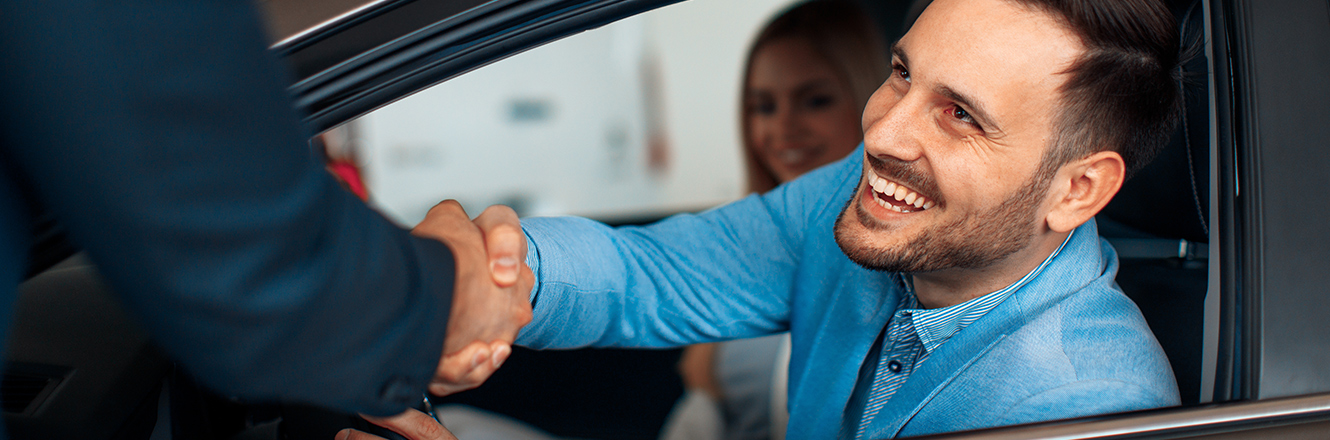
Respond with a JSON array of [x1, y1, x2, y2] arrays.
[[740, 0, 891, 193]]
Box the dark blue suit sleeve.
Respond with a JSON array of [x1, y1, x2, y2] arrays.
[[0, 0, 454, 415]]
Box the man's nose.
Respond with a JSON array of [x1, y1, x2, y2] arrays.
[[863, 92, 928, 163]]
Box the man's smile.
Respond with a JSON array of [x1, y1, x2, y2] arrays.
[[866, 172, 936, 213]]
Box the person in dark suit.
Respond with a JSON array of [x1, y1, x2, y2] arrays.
[[0, 0, 530, 432]]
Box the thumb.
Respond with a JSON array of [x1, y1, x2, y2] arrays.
[[474, 205, 524, 287]]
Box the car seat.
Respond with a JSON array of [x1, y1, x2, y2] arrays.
[[2, 255, 170, 439]]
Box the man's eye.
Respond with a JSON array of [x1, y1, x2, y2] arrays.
[[893, 64, 910, 82], [948, 105, 981, 129]]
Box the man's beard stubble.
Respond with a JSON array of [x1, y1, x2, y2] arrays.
[[833, 162, 1053, 274]]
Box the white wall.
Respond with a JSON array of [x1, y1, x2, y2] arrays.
[[351, 0, 797, 226], [645, 0, 798, 211]]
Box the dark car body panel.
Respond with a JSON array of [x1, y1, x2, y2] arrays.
[[1223, 0, 1330, 401]]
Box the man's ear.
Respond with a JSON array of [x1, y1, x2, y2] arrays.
[[1045, 151, 1125, 233]]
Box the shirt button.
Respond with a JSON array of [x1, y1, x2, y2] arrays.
[[887, 360, 903, 373]]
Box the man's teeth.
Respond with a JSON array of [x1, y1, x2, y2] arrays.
[[867, 173, 935, 211]]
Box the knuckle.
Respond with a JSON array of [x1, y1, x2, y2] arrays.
[[428, 199, 463, 215], [484, 204, 518, 219], [485, 224, 522, 244]]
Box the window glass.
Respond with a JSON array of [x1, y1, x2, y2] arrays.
[[335, 0, 800, 226]]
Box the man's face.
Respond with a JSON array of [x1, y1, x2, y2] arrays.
[[834, 0, 1084, 273]]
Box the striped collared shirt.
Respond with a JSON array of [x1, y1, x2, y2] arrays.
[[845, 231, 1076, 439]]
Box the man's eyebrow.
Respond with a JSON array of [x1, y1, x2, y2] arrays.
[[936, 85, 1000, 132], [891, 43, 908, 66], [893, 42, 1000, 132]]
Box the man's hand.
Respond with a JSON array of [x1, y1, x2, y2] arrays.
[[413, 201, 533, 395], [335, 409, 456, 440]]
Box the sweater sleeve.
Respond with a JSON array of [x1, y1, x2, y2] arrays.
[[516, 147, 865, 349]]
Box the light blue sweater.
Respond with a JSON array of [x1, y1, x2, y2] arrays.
[[517, 147, 1179, 438]]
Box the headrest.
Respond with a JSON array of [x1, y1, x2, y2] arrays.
[[1098, 0, 1209, 244]]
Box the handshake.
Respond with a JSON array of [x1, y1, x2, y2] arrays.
[[337, 202, 532, 440], [411, 201, 534, 396]]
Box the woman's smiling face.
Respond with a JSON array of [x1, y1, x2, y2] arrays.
[[745, 37, 865, 183]]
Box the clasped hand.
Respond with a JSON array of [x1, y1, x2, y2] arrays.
[[411, 201, 533, 396], [342, 202, 529, 440]]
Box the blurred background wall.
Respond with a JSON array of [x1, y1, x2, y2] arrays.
[[342, 0, 801, 225]]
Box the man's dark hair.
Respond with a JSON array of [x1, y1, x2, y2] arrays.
[[1016, 0, 1182, 179]]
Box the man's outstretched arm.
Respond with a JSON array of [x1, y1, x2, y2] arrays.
[[474, 149, 864, 350]]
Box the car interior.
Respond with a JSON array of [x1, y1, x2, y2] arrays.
[[0, 0, 1231, 438], [1096, 0, 1211, 408]]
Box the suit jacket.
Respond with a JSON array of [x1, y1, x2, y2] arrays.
[[517, 146, 1179, 438], [0, 0, 455, 416]]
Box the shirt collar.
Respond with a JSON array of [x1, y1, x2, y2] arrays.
[[898, 229, 1076, 353]]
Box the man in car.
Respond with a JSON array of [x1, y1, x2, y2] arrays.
[[0, 0, 530, 431], [400, 0, 1185, 439]]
